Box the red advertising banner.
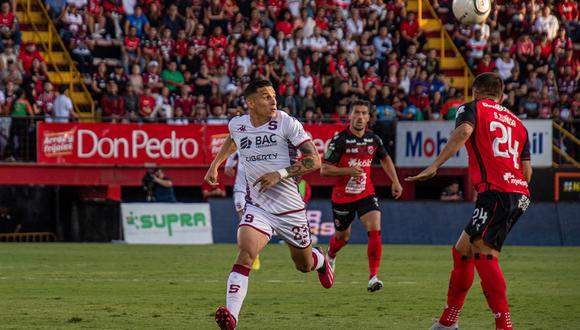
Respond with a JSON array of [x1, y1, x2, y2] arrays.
[[37, 122, 347, 165], [303, 123, 346, 156], [204, 124, 230, 162], [37, 122, 205, 165]]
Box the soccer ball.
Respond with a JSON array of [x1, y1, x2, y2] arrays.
[[452, 0, 492, 24]]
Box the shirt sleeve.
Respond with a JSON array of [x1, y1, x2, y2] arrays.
[[373, 134, 389, 161], [521, 129, 531, 161], [324, 133, 346, 164], [225, 151, 238, 168], [454, 101, 476, 128], [285, 115, 311, 148]]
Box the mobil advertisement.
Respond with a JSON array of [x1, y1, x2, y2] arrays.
[[121, 203, 213, 244], [395, 120, 552, 168], [37, 122, 345, 165], [37, 122, 205, 165]]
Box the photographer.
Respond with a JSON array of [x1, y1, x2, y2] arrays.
[[142, 168, 177, 202]]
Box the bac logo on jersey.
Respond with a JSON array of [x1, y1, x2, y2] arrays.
[[255, 134, 277, 148], [240, 137, 252, 149]]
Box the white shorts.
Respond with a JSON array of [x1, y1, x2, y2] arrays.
[[239, 204, 311, 248], [233, 191, 246, 212]]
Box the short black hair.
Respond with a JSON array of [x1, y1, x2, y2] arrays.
[[59, 85, 69, 94], [349, 100, 371, 113], [243, 79, 273, 99], [472, 73, 503, 99]]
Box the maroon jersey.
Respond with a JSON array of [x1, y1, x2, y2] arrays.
[[456, 99, 531, 196], [324, 128, 388, 204]]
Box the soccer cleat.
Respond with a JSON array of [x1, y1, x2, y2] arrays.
[[215, 306, 237, 330], [251, 255, 261, 270], [328, 255, 336, 272], [314, 247, 334, 289], [367, 275, 384, 292], [428, 321, 460, 330]]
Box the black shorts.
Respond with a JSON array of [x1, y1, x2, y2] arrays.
[[465, 190, 530, 252], [331, 195, 380, 231]]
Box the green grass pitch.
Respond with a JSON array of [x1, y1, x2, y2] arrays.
[[0, 244, 579, 329]]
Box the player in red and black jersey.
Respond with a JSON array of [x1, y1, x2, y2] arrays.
[[321, 100, 403, 292], [407, 73, 532, 330]]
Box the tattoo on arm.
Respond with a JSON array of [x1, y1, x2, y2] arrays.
[[284, 141, 320, 178]]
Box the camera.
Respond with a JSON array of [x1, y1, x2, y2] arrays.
[[142, 169, 159, 201]]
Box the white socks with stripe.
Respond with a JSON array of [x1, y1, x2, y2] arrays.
[[312, 248, 325, 271], [226, 264, 250, 321]]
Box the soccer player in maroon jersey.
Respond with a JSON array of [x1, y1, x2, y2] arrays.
[[407, 73, 533, 330], [321, 100, 403, 292]]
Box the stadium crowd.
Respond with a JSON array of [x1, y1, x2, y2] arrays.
[[0, 0, 578, 160]]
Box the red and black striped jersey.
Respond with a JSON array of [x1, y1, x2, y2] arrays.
[[456, 99, 530, 196], [324, 128, 388, 204]]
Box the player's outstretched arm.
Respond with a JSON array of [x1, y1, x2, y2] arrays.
[[253, 141, 321, 193], [204, 135, 237, 185], [380, 155, 403, 199], [320, 163, 364, 177], [406, 123, 473, 182]]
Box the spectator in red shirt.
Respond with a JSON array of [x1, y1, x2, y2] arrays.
[[536, 32, 553, 61], [0, 2, 19, 50], [209, 26, 228, 57], [400, 12, 426, 52], [101, 81, 125, 123], [18, 43, 46, 75], [139, 85, 157, 121], [275, 9, 293, 37], [558, 0, 579, 34], [314, 7, 329, 32], [476, 53, 497, 75], [174, 85, 195, 117], [122, 25, 142, 72], [408, 84, 430, 118], [36, 81, 56, 120]]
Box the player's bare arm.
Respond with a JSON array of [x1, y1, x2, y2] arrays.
[[253, 141, 321, 193], [204, 135, 237, 185], [320, 163, 365, 177], [379, 155, 403, 199], [522, 160, 533, 183], [406, 123, 474, 182]]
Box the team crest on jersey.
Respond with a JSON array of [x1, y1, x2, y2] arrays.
[[367, 146, 375, 154]]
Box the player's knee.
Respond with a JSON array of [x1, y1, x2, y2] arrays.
[[236, 249, 256, 268], [455, 244, 472, 258], [336, 230, 350, 241]]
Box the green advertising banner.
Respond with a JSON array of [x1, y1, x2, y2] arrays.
[[121, 203, 212, 244]]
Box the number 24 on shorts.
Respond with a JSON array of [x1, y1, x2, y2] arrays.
[[471, 208, 489, 231]]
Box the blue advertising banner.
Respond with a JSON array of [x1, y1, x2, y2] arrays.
[[209, 199, 579, 246]]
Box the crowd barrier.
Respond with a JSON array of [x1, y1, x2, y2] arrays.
[[208, 199, 580, 246]]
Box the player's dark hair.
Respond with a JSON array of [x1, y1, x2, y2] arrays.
[[472, 73, 503, 100], [349, 100, 371, 113], [243, 79, 273, 99]]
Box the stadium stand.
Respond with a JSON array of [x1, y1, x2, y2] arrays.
[[0, 0, 578, 163]]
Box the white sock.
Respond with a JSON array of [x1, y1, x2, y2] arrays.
[[226, 265, 250, 321], [312, 248, 325, 271]]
